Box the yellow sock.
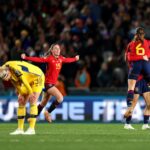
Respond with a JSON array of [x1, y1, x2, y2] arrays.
[[17, 106, 26, 130], [29, 104, 38, 129]]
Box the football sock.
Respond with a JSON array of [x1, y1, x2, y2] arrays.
[[47, 100, 60, 113], [126, 116, 132, 124], [29, 104, 38, 129], [144, 115, 149, 124], [37, 104, 44, 116], [126, 90, 134, 107], [17, 106, 26, 130]]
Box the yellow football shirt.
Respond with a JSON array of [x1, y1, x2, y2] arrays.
[[3, 61, 45, 95]]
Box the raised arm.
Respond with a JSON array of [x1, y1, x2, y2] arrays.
[[62, 55, 79, 63], [21, 53, 50, 63]]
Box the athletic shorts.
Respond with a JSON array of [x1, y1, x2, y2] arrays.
[[134, 79, 150, 94], [20, 74, 45, 95], [128, 60, 150, 81], [43, 83, 55, 92]]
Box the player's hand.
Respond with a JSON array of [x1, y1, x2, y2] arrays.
[[21, 53, 26, 59], [143, 55, 149, 61], [75, 55, 80, 61]]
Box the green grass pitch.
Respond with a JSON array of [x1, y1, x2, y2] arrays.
[[0, 123, 150, 150]]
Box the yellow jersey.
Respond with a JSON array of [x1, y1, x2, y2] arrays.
[[2, 61, 45, 95]]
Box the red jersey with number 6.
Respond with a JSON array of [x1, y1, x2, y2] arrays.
[[125, 39, 150, 61], [24, 55, 77, 84]]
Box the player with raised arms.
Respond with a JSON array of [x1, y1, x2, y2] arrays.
[[21, 43, 79, 122]]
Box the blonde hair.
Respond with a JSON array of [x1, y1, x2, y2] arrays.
[[0, 67, 7, 79], [44, 43, 60, 57]]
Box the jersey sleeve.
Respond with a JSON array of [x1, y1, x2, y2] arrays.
[[24, 56, 50, 63], [61, 56, 77, 63], [20, 75, 33, 94]]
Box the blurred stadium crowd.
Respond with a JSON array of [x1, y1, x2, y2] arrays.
[[0, 0, 150, 94]]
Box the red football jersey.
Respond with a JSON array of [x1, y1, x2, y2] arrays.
[[24, 55, 77, 84], [125, 39, 150, 61]]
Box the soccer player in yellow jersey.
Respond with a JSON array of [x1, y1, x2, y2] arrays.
[[0, 61, 45, 135]]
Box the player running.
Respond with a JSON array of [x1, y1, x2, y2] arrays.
[[0, 61, 44, 135], [21, 43, 79, 122]]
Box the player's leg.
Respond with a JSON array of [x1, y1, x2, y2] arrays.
[[127, 79, 136, 104], [37, 91, 52, 115], [124, 94, 139, 130], [24, 76, 44, 134], [124, 88, 138, 118], [44, 86, 63, 122], [37, 83, 53, 115], [142, 92, 150, 130], [24, 92, 40, 135], [127, 61, 141, 109], [143, 61, 150, 84], [10, 94, 27, 135], [124, 77, 141, 119]]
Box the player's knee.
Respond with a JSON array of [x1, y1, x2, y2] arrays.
[[29, 98, 37, 105], [57, 95, 63, 103], [18, 96, 26, 105]]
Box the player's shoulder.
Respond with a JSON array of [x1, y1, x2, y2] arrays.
[[5, 60, 28, 65], [4, 61, 19, 68], [9, 61, 35, 71], [128, 40, 135, 45], [144, 39, 150, 43], [59, 55, 65, 59], [20, 60, 31, 66], [126, 41, 133, 50], [4, 61, 17, 65]]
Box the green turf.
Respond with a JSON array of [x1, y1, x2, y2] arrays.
[[0, 123, 150, 150]]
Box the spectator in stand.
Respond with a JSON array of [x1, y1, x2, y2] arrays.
[[0, 0, 150, 93], [75, 61, 91, 91], [20, 30, 31, 51], [10, 39, 23, 60], [97, 62, 111, 87]]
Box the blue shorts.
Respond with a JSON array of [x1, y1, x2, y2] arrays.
[[134, 79, 150, 94], [128, 60, 150, 81]]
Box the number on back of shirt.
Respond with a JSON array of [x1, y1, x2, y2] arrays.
[[136, 43, 145, 55]]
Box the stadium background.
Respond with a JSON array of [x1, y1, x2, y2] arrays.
[[1, 1, 150, 150], [0, 0, 150, 123]]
